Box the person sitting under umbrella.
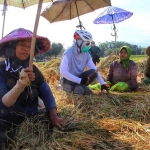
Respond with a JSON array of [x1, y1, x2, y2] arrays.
[[89, 41, 101, 65], [143, 46, 150, 84], [60, 30, 108, 95], [0, 28, 65, 149], [106, 46, 139, 92]]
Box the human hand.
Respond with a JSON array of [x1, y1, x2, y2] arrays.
[[24, 67, 35, 81], [106, 81, 112, 88], [50, 108, 65, 130], [101, 84, 109, 92], [19, 68, 30, 86]]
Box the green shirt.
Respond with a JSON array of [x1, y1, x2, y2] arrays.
[[89, 46, 101, 57]]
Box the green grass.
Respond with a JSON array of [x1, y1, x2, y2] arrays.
[[130, 55, 148, 62], [101, 55, 148, 62]]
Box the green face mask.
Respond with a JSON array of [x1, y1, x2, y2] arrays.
[[81, 45, 90, 53]]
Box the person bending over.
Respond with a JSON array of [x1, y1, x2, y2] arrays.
[[60, 30, 108, 95]]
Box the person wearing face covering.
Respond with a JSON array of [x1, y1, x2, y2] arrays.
[[0, 28, 65, 149], [60, 30, 108, 95], [89, 41, 101, 65], [106, 46, 139, 92]]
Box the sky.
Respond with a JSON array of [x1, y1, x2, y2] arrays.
[[0, 0, 149, 48]]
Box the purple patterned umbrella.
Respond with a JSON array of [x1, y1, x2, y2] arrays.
[[93, 6, 133, 54], [93, 6, 133, 24]]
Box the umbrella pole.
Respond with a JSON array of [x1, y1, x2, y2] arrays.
[[1, 11, 6, 38], [111, 15, 118, 56], [29, 0, 43, 69], [114, 24, 117, 56], [75, 1, 82, 30]]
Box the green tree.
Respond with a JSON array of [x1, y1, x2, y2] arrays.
[[35, 42, 64, 61], [98, 41, 146, 57]]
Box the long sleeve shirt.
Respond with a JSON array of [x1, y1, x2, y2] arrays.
[[0, 67, 56, 116], [60, 55, 105, 85], [106, 60, 138, 89]]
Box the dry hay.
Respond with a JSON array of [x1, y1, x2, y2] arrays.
[[98, 55, 119, 69], [136, 60, 147, 73], [8, 90, 150, 150], [96, 118, 150, 150], [35, 58, 61, 84], [6, 58, 150, 150]]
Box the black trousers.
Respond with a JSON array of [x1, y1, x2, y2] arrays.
[[92, 55, 100, 65], [62, 69, 98, 95]]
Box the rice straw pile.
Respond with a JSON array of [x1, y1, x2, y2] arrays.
[[6, 58, 150, 150]]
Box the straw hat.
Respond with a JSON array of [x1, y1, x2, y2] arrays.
[[0, 28, 50, 57], [146, 46, 150, 56]]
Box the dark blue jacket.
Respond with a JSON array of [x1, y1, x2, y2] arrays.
[[0, 59, 56, 116]]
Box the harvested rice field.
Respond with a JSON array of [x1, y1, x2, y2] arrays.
[[6, 57, 150, 150]]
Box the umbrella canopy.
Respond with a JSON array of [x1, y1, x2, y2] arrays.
[[41, 0, 111, 29], [0, 0, 53, 38], [93, 6, 133, 54], [0, 0, 52, 8], [93, 6, 133, 24], [0, 28, 50, 57]]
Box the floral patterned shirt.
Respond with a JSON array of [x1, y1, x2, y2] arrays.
[[106, 60, 138, 90]]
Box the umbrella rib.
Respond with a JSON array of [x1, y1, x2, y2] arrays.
[[103, 0, 111, 6], [96, 8, 108, 18], [84, 0, 95, 11], [75, 1, 81, 23], [22, 0, 25, 9], [51, 3, 68, 22], [70, 1, 71, 20], [84, 0, 111, 11]]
